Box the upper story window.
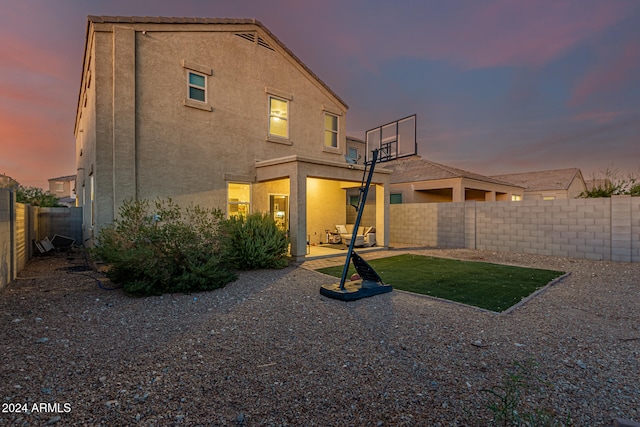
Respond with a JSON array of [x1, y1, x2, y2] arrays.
[[324, 113, 338, 148], [188, 71, 206, 102], [390, 193, 403, 204], [269, 96, 288, 138], [181, 59, 212, 112]]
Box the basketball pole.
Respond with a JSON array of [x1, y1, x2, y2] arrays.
[[338, 149, 379, 290]]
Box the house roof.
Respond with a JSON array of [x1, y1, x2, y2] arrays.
[[386, 156, 522, 187], [48, 174, 77, 182], [490, 168, 583, 191], [81, 16, 347, 112]]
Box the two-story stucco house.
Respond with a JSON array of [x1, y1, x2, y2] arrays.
[[48, 174, 77, 207], [74, 16, 390, 261]]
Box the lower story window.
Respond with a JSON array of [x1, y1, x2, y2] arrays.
[[228, 182, 251, 218], [390, 193, 402, 204]]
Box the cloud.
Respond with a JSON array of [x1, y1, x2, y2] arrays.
[[311, 0, 632, 71], [570, 109, 639, 125], [570, 40, 640, 106]]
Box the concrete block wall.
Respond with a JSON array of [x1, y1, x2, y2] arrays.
[[633, 197, 640, 261], [390, 203, 465, 247], [38, 207, 83, 245], [437, 202, 466, 248], [390, 203, 438, 246], [473, 199, 613, 260], [390, 196, 639, 262]]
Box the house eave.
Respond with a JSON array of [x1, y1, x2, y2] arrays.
[[255, 155, 392, 174]]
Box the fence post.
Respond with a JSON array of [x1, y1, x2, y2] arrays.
[[10, 190, 16, 285], [464, 201, 476, 249], [611, 195, 632, 262]]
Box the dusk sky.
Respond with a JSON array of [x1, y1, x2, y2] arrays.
[[1, 0, 639, 189]]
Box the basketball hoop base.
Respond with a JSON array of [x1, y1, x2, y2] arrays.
[[320, 280, 393, 301]]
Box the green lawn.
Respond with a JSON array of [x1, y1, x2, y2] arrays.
[[317, 254, 565, 312]]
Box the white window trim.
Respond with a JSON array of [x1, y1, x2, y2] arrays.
[[322, 110, 341, 154], [181, 59, 212, 112], [187, 70, 207, 103], [324, 112, 339, 150]]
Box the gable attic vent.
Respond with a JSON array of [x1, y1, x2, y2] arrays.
[[236, 32, 255, 43], [257, 36, 275, 51], [235, 32, 275, 52]]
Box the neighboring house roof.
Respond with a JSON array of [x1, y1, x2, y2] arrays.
[[386, 156, 522, 187], [79, 16, 348, 126], [490, 168, 583, 191], [57, 196, 76, 205], [48, 174, 76, 182]]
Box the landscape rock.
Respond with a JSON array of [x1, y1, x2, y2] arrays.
[[0, 248, 638, 425]]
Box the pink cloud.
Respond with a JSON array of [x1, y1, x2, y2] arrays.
[[0, 33, 71, 82], [570, 41, 640, 106], [317, 0, 632, 71], [440, 1, 629, 69], [0, 104, 75, 188], [570, 110, 635, 125]]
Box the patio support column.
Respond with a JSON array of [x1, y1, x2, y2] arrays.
[[375, 183, 388, 247], [289, 166, 307, 262], [453, 185, 464, 202]]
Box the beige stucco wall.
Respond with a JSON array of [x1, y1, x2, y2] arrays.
[[567, 176, 587, 198], [132, 27, 347, 201], [307, 178, 346, 245], [391, 178, 523, 203], [524, 177, 586, 200]]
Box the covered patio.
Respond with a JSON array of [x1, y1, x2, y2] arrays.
[[254, 155, 392, 262]]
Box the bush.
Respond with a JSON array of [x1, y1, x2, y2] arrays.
[[221, 212, 289, 270], [16, 186, 62, 207], [92, 198, 236, 296], [581, 166, 640, 198]]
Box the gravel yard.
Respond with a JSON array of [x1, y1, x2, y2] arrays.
[[1, 248, 639, 426]]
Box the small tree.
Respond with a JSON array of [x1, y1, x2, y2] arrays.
[[16, 186, 62, 207]]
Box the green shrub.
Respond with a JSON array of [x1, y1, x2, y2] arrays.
[[16, 186, 62, 207], [92, 198, 236, 296], [481, 360, 570, 426], [221, 212, 289, 270]]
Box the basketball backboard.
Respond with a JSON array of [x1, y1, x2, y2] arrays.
[[365, 114, 416, 164]]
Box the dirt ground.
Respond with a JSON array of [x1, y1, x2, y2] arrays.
[[1, 247, 639, 426]]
